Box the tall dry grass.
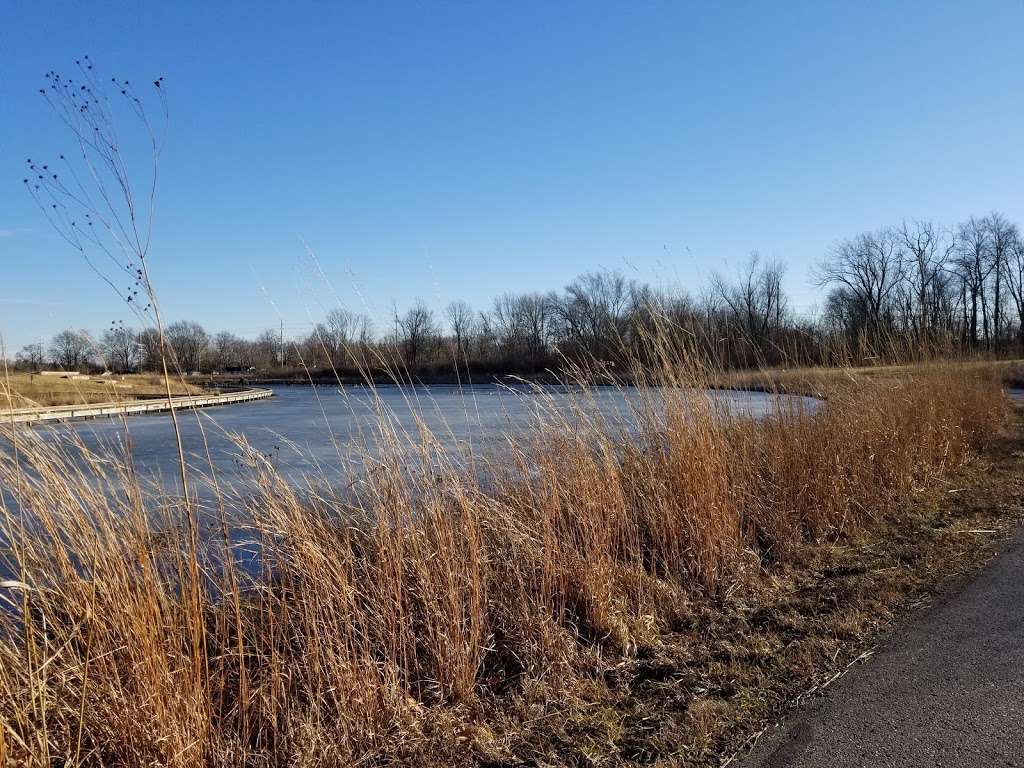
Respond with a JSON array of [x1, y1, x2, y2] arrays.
[[0, 374, 209, 410], [0, 358, 1006, 767]]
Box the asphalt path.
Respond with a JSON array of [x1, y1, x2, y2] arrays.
[[738, 526, 1024, 767]]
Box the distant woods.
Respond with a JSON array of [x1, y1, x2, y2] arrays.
[[10, 213, 1024, 378], [817, 214, 1024, 357]]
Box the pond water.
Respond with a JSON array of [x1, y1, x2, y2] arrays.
[[0, 384, 819, 581], [19, 384, 816, 492]]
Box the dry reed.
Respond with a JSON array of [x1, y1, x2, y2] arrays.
[[0, 357, 1007, 767]]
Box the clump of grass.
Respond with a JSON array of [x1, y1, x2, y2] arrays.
[[0, 355, 1006, 766]]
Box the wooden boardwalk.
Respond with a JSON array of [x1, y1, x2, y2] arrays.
[[0, 388, 273, 425]]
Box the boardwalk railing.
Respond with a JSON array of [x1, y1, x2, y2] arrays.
[[1, 388, 274, 425]]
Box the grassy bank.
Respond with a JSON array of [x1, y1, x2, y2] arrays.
[[0, 373, 210, 410], [0, 361, 1012, 766], [708, 357, 1024, 398]]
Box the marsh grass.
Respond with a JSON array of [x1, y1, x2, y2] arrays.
[[0, 354, 1007, 767], [0, 373, 209, 410]]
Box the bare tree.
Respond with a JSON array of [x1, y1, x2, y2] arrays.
[[558, 271, 633, 359], [985, 212, 1017, 347], [398, 301, 437, 367], [166, 320, 209, 372], [136, 328, 163, 371], [953, 217, 994, 348], [306, 308, 372, 370], [1003, 233, 1024, 351], [323, 308, 355, 367], [896, 220, 955, 350], [475, 309, 497, 360], [710, 252, 788, 360], [518, 292, 555, 366], [100, 323, 139, 372], [48, 329, 92, 370], [15, 342, 47, 371], [210, 331, 245, 369], [489, 293, 526, 355], [816, 229, 905, 348], [444, 300, 475, 361], [349, 313, 374, 369], [254, 328, 282, 369]]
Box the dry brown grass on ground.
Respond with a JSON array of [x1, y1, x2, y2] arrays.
[[0, 361, 1014, 767], [711, 357, 1024, 398], [0, 373, 209, 410], [509, 408, 1024, 765]]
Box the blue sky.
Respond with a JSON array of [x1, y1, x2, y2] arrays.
[[2, 1, 1024, 351]]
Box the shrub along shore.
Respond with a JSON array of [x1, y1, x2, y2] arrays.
[[0, 359, 1012, 766]]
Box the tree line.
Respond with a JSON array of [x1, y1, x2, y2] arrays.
[[11, 212, 1024, 378]]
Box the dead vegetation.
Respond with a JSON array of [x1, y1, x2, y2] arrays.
[[709, 357, 1024, 398], [0, 359, 1015, 767], [0, 373, 210, 410]]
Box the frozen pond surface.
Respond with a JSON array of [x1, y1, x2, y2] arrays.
[[16, 384, 818, 492], [0, 384, 819, 579]]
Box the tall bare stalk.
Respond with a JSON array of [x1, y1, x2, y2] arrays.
[[24, 59, 208, 703], [25, 58, 190, 502]]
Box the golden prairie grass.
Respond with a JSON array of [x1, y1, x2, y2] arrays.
[[0, 358, 1008, 767], [709, 357, 1024, 398], [0, 373, 209, 410]]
